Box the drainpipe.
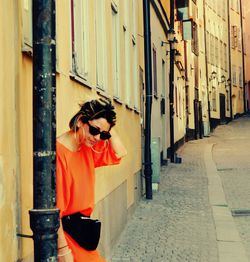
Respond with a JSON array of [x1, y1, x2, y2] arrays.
[[169, 0, 175, 162], [227, 0, 233, 120], [203, 0, 211, 131], [29, 1, 60, 261], [239, 0, 246, 113], [143, 0, 153, 199]]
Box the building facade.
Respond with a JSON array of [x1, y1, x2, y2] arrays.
[[229, 0, 245, 117], [242, 0, 250, 111], [1, 0, 144, 260], [0, 0, 248, 261]]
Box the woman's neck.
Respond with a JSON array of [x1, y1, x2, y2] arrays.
[[57, 131, 82, 152]]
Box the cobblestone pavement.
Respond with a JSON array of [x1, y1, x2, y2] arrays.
[[109, 115, 250, 262], [210, 115, 250, 260], [110, 142, 219, 261]]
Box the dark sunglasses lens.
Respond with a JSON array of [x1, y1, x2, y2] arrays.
[[100, 132, 111, 140], [89, 125, 100, 136]]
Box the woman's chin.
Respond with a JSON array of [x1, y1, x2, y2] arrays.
[[85, 140, 96, 148]]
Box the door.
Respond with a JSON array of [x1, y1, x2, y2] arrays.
[[220, 93, 226, 124]]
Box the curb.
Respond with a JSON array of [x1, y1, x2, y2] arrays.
[[204, 144, 249, 262]]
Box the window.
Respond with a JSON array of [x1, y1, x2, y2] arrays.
[[111, 2, 120, 98], [224, 43, 227, 71], [206, 31, 210, 64], [231, 25, 237, 49], [175, 86, 178, 116], [220, 40, 223, 69], [153, 48, 158, 97], [237, 28, 241, 51], [22, 0, 59, 68], [243, 32, 246, 54], [124, 7, 131, 106], [95, 0, 106, 90], [210, 34, 214, 65], [132, 41, 139, 109], [123, 2, 131, 106], [239, 66, 243, 87], [222, 0, 226, 19], [215, 37, 219, 66], [22, 0, 32, 50], [235, 0, 239, 12], [132, 0, 137, 40], [191, 22, 198, 55], [71, 0, 89, 80], [232, 65, 237, 85], [226, 90, 230, 110], [212, 88, 217, 111], [162, 60, 166, 97]]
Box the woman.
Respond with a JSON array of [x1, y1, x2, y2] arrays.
[[56, 98, 127, 261]]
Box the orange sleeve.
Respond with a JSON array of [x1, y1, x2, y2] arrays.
[[56, 152, 72, 218], [93, 140, 121, 168]]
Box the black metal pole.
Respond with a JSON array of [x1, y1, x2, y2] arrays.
[[143, 0, 153, 199], [239, 0, 246, 113], [169, 0, 175, 162], [227, 0, 233, 120], [203, 0, 211, 130], [30, 1, 59, 261]]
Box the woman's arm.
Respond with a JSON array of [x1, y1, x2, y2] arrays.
[[109, 128, 127, 159], [58, 221, 73, 261]]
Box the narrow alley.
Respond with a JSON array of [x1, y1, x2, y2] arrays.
[[110, 116, 250, 262]]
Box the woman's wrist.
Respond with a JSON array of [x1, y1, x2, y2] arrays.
[[58, 248, 72, 257], [58, 245, 68, 250]]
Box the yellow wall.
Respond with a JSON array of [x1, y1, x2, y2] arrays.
[[0, 0, 19, 261], [243, 0, 250, 80], [230, 5, 244, 115], [2, 0, 143, 260]]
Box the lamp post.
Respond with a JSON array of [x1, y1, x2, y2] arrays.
[[207, 71, 217, 130], [30, 1, 60, 261], [169, 0, 176, 163], [143, 0, 153, 199], [218, 75, 226, 84], [161, 12, 176, 163]]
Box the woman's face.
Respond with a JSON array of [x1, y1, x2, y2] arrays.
[[79, 117, 111, 147]]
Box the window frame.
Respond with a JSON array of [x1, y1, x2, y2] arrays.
[[71, 0, 90, 81], [111, 1, 121, 99]]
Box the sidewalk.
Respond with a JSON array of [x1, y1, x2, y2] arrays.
[[109, 116, 250, 262]]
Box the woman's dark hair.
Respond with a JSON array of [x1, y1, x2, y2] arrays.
[[69, 98, 116, 131]]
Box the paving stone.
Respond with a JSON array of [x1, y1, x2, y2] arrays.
[[109, 115, 250, 262]]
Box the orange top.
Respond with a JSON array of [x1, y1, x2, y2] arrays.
[[56, 140, 121, 262]]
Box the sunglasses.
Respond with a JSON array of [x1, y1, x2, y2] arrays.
[[87, 122, 111, 140]]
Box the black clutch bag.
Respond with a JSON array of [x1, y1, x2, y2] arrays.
[[62, 212, 101, 251]]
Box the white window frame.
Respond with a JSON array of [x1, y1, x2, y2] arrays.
[[132, 0, 137, 42], [212, 87, 217, 111], [111, 2, 120, 99], [22, 0, 59, 69], [124, 1, 131, 106], [132, 40, 139, 109], [72, 0, 89, 80], [224, 43, 227, 71], [238, 66, 243, 87], [95, 0, 107, 90], [22, 0, 32, 51], [232, 65, 237, 85]]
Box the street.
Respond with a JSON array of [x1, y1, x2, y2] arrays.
[[109, 115, 250, 262]]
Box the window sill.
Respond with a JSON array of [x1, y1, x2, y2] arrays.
[[134, 107, 140, 114], [22, 43, 33, 56], [113, 96, 123, 105], [96, 90, 112, 100], [69, 72, 93, 89], [125, 104, 134, 110]]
